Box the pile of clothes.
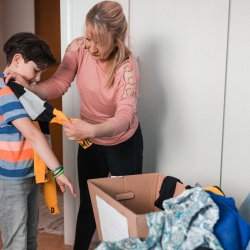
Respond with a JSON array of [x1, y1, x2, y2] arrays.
[[96, 176, 250, 250]]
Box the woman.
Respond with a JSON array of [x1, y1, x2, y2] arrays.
[[8, 1, 143, 249]]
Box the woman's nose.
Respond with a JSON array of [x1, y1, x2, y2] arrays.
[[90, 45, 98, 54], [85, 41, 98, 54], [85, 42, 90, 49]]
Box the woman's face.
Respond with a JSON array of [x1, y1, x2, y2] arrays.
[[84, 24, 112, 61]]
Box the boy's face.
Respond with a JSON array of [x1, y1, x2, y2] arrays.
[[11, 54, 44, 84]]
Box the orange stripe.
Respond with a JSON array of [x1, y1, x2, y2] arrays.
[[0, 141, 32, 151], [0, 86, 14, 96], [0, 148, 34, 162], [0, 115, 4, 120]]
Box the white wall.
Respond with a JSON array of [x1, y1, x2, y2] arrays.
[[61, 0, 250, 244], [130, 0, 229, 186], [221, 0, 250, 205], [0, 0, 34, 70]]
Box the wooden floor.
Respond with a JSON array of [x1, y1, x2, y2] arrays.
[[37, 232, 73, 250], [0, 232, 99, 250]]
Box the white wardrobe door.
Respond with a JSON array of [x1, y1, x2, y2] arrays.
[[130, 0, 229, 186], [221, 0, 250, 206]]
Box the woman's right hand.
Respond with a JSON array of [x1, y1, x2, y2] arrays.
[[56, 173, 77, 198], [4, 71, 30, 88]]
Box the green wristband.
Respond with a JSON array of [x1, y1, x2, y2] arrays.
[[50, 165, 63, 173], [54, 169, 65, 178]]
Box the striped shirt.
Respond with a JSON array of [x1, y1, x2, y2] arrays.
[[0, 80, 34, 179]]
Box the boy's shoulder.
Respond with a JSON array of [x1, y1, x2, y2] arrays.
[[0, 80, 28, 122], [0, 81, 23, 116], [0, 80, 6, 88], [0, 80, 14, 98]]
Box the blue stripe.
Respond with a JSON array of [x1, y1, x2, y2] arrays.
[[0, 120, 6, 126], [0, 160, 33, 170], [0, 173, 34, 180], [0, 166, 34, 177], [0, 80, 6, 87], [5, 113, 28, 123], [0, 94, 20, 106], [1, 102, 24, 113], [0, 125, 22, 134], [0, 132, 24, 142]]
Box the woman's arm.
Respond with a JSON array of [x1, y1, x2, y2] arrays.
[[62, 119, 115, 140], [5, 37, 83, 100], [12, 116, 76, 197], [62, 58, 139, 140]]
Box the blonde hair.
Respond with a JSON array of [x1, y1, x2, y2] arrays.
[[86, 1, 131, 87]]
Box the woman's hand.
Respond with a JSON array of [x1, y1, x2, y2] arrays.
[[4, 71, 30, 88], [56, 173, 77, 198], [63, 119, 95, 141]]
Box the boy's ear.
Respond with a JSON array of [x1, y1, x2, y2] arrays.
[[12, 53, 24, 67]]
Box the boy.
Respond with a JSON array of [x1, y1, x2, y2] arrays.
[[0, 32, 76, 250]]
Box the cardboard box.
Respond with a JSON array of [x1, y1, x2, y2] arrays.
[[87, 173, 185, 242]]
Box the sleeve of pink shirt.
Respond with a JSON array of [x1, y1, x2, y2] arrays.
[[108, 57, 139, 136], [41, 44, 79, 99]]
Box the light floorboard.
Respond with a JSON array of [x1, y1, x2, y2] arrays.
[[0, 232, 99, 250]]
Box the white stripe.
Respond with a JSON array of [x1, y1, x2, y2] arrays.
[[19, 89, 46, 120]]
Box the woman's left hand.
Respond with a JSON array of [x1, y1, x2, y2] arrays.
[[63, 119, 95, 141]]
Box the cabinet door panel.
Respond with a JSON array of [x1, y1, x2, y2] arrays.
[[130, 0, 229, 186], [222, 0, 250, 205]]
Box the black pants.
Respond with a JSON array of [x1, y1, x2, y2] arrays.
[[73, 125, 143, 250]]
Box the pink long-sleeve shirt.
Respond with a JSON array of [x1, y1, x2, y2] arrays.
[[42, 37, 139, 145]]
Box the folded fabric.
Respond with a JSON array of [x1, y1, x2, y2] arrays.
[[202, 186, 225, 196], [96, 188, 223, 250], [207, 191, 250, 250], [155, 176, 225, 212], [154, 176, 183, 210]]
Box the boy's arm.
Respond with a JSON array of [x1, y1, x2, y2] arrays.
[[12, 116, 76, 197], [12, 116, 60, 168]]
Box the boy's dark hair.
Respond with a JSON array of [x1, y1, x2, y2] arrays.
[[3, 32, 57, 70]]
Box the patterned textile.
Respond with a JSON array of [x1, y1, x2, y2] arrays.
[[96, 188, 223, 250]]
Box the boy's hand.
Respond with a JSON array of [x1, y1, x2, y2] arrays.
[[56, 173, 77, 198], [4, 71, 30, 88]]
